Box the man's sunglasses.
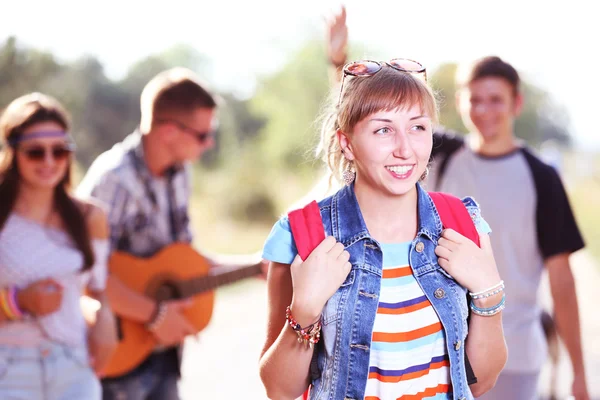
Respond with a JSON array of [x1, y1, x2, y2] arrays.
[[338, 58, 427, 105], [157, 119, 215, 143], [20, 144, 75, 162]]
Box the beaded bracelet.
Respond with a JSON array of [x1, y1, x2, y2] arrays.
[[470, 294, 506, 317], [469, 281, 505, 300], [146, 302, 168, 332], [285, 306, 322, 349]]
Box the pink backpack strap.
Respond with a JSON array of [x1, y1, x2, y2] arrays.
[[287, 200, 325, 400], [288, 200, 326, 260], [429, 192, 480, 247]]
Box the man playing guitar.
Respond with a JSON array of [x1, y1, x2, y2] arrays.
[[77, 67, 250, 399]]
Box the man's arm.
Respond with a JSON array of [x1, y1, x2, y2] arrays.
[[523, 152, 589, 400], [547, 254, 589, 400]]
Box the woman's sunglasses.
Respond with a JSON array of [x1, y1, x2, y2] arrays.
[[338, 58, 427, 105], [20, 144, 75, 162]]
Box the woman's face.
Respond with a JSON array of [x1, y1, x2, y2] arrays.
[[339, 103, 433, 197], [15, 121, 72, 190]]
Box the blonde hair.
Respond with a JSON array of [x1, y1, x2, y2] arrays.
[[316, 66, 438, 185]]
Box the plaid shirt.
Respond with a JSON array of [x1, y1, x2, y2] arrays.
[[76, 130, 193, 258]]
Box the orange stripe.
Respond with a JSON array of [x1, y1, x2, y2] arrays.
[[400, 383, 451, 400], [378, 300, 430, 315], [367, 360, 450, 383], [382, 266, 412, 278], [372, 322, 442, 342], [365, 397, 380, 400]]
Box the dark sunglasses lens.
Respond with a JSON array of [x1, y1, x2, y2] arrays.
[[24, 148, 46, 161], [23, 146, 72, 161], [345, 61, 381, 76], [389, 58, 425, 72], [52, 147, 72, 160]]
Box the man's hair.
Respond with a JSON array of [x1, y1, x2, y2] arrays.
[[140, 67, 217, 131], [456, 56, 520, 95]]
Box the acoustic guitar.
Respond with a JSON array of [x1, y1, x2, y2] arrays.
[[100, 242, 264, 378]]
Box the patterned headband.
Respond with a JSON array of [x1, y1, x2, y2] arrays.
[[8, 131, 71, 146]]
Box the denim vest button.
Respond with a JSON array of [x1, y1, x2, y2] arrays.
[[454, 340, 462, 350], [434, 288, 445, 299], [415, 242, 425, 252]]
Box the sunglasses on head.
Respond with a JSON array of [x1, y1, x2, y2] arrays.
[[338, 58, 427, 105], [20, 144, 75, 162], [157, 119, 215, 144]]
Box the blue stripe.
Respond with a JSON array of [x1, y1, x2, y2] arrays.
[[368, 355, 448, 375], [379, 295, 428, 309], [381, 275, 417, 287], [371, 331, 444, 352], [423, 393, 452, 399]]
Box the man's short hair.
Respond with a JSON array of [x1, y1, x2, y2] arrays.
[[140, 67, 217, 131], [456, 56, 520, 95]]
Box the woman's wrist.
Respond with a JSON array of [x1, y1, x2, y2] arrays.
[[471, 291, 504, 309], [289, 300, 322, 328]]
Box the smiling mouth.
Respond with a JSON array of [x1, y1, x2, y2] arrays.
[[385, 165, 415, 176]]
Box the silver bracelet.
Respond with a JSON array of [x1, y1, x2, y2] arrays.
[[470, 284, 505, 300], [470, 294, 506, 317], [469, 280, 504, 298]]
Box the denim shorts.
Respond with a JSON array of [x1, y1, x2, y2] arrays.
[[0, 340, 100, 400]]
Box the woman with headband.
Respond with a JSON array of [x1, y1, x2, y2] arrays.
[[0, 93, 117, 399]]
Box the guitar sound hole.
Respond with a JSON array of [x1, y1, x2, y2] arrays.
[[155, 283, 182, 302]]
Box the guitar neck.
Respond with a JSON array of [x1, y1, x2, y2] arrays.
[[181, 263, 263, 296]]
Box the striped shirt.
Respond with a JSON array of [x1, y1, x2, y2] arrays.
[[364, 242, 451, 400]]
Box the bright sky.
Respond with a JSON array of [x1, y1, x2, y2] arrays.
[[3, 0, 599, 149]]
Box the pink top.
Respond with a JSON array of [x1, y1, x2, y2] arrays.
[[0, 213, 108, 347]]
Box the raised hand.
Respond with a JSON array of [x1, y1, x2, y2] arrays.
[[325, 5, 348, 67]]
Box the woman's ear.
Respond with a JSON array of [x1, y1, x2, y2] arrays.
[[336, 129, 355, 160]]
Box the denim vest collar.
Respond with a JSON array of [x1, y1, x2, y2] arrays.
[[333, 182, 443, 244]]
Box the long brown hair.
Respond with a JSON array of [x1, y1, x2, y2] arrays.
[[0, 93, 94, 270]]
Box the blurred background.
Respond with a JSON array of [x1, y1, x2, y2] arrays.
[[2, 0, 599, 398]]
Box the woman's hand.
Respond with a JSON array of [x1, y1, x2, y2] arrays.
[[435, 229, 501, 293], [17, 278, 63, 316], [289, 236, 351, 325], [88, 305, 118, 376]]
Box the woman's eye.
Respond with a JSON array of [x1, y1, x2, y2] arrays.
[[374, 127, 391, 135], [411, 125, 426, 132]]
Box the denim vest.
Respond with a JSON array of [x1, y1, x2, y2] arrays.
[[309, 183, 473, 400]]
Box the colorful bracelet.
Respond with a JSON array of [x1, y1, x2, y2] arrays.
[[470, 294, 506, 317], [0, 287, 24, 320], [285, 306, 322, 349]]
